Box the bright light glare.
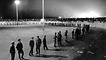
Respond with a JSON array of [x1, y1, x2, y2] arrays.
[[40, 18, 45, 22], [59, 16, 62, 18], [78, 11, 100, 18], [15, 0, 20, 5]]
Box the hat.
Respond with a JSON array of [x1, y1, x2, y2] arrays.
[[11, 41, 15, 44], [31, 37, 34, 39], [18, 39, 21, 41]]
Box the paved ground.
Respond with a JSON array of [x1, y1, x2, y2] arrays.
[[0, 25, 106, 60], [0, 26, 80, 60]]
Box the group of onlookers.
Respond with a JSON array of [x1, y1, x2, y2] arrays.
[[9, 24, 90, 60], [71, 24, 90, 40], [10, 35, 49, 60], [9, 30, 69, 60]]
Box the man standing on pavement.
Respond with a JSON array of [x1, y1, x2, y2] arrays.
[[72, 29, 75, 39], [36, 36, 42, 55], [43, 35, 49, 50], [58, 31, 62, 46], [82, 27, 85, 34], [53, 32, 57, 47], [16, 39, 24, 60], [29, 37, 34, 56], [10, 41, 15, 60], [65, 30, 68, 41]]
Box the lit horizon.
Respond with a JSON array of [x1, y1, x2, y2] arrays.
[[0, 0, 106, 19]]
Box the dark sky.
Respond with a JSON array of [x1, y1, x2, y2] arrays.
[[0, 0, 106, 19]]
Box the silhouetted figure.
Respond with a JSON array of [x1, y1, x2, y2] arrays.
[[43, 35, 49, 50], [65, 30, 68, 40], [86, 25, 90, 33], [79, 28, 81, 36], [53, 32, 57, 47], [82, 27, 85, 34], [16, 39, 24, 60], [36, 36, 42, 55], [72, 29, 75, 39], [10, 41, 15, 60], [29, 37, 34, 56], [57, 31, 62, 46], [75, 28, 78, 39]]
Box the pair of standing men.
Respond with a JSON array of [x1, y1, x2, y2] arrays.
[[29, 36, 49, 56], [53, 31, 62, 47], [10, 39, 24, 60], [54, 30, 68, 47]]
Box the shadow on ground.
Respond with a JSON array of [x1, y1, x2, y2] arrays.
[[61, 40, 80, 47], [48, 48, 67, 51], [33, 54, 67, 58]]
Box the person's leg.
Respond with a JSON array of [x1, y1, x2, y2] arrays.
[[18, 52, 21, 60], [60, 38, 62, 46], [43, 44, 45, 50], [66, 36, 68, 40], [54, 40, 56, 47], [29, 47, 31, 56], [45, 45, 49, 50], [12, 53, 15, 60], [32, 46, 34, 55], [11, 53, 13, 60], [36, 46, 38, 54], [21, 50, 24, 59], [58, 39, 60, 46], [30, 47, 33, 55], [38, 46, 40, 55]]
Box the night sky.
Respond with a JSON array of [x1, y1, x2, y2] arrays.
[[0, 0, 106, 19]]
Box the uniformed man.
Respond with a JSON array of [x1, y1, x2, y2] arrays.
[[36, 36, 42, 55], [53, 32, 57, 47], [16, 39, 24, 60], [65, 30, 68, 40], [72, 29, 75, 39], [82, 27, 85, 34], [43, 35, 49, 50], [29, 37, 34, 56], [10, 41, 15, 60], [57, 31, 62, 46]]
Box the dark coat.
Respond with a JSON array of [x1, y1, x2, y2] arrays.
[[16, 43, 23, 51], [29, 40, 34, 47], [10, 45, 15, 54], [43, 37, 46, 45]]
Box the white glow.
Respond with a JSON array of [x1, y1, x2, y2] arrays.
[[59, 16, 62, 18], [40, 18, 45, 22], [77, 11, 100, 18], [15, 0, 20, 5]]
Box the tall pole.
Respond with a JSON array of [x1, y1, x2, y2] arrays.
[[42, 0, 44, 20], [16, 4, 18, 23], [15, 0, 20, 25], [41, 0, 45, 22]]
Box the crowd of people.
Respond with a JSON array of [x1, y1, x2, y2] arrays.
[[72, 24, 90, 40], [9, 24, 90, 60]]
